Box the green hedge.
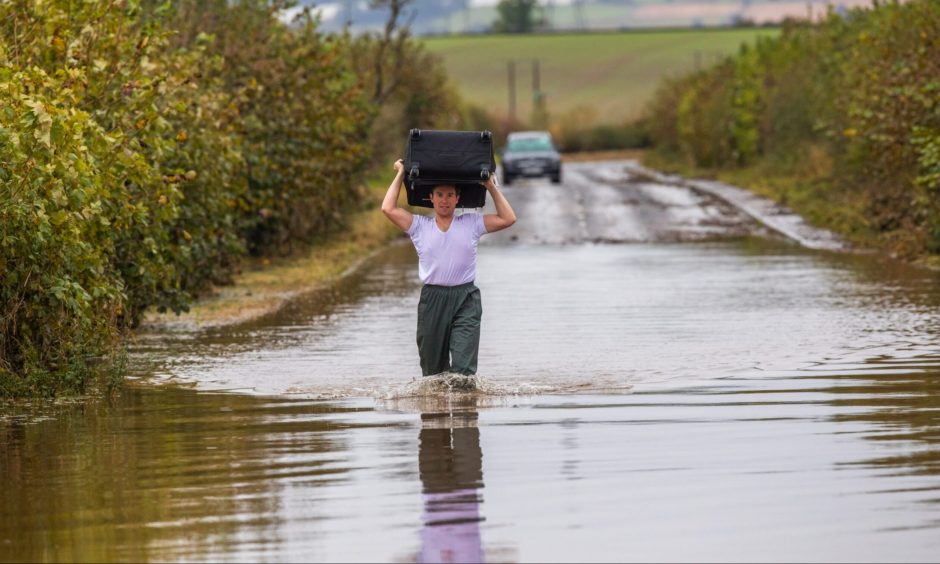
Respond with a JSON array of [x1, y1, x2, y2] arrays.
[[646, 0, 940, 256], [0, 0, 376, 397]]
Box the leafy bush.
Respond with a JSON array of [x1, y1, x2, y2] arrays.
[[0, 66, 126, 396], [0, 0, 385, 396], [173, 1, 374, 255], [550, 114, 651, 153], [646, 0, 940, 257]]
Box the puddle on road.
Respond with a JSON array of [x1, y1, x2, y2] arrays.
[[5, 166, 940, 561], [130, 236, 940, 402], [4, 237, 939, 561]]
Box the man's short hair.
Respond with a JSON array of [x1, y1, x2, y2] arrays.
[[433, 184, 460, 195]]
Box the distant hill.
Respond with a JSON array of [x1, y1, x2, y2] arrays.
[[292, 0, 881, 35]]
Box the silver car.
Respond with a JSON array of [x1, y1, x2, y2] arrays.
[[500, 131, 562, 185]]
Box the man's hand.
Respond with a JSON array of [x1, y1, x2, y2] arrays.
[[382, 158, 413, 232], [480, 173, 498, 191], [481, 172, 516, 233]]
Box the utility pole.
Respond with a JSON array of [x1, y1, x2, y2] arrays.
[[532, 58, 541, 100], [531, 58, 548, 129], [508, 60, 517, 123]]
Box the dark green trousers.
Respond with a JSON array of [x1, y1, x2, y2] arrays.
[[416, 282, 482, 376]]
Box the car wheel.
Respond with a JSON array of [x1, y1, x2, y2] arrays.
[[503, 174, 514, 185], [551, 172, 561, 184]]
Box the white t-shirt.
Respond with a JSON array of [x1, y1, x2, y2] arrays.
[[407, 213, 488, 286]]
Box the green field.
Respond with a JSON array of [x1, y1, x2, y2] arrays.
[[423, 28, 779, 125]]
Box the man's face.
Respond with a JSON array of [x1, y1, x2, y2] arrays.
[[430, 185, 459, 217]]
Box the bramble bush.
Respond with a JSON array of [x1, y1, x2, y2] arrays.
[[646, 0, 940, 257], [0, 0, 393, 396]]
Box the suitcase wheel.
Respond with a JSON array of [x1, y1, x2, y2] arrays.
[[480, 168, 490, 180], [410, 128, 421, 140], [480, 130, 492, 141], [409, 166, 420, 180]]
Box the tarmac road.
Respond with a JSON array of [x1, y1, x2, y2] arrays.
[[486, 159, 771, 246]]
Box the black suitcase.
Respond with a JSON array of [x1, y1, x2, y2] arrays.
[[403, 128, 494, 208]]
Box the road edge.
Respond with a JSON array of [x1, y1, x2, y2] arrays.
[[137, 188, 406, 332], [622, 161, 846, 252]]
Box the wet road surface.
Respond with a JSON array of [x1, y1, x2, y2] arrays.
[[491, 160, 768, 245], [3, 161, 940, 562]]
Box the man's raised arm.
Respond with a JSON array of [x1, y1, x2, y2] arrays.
[[382, 159, 414, 232], [483, 174, 516, 233]]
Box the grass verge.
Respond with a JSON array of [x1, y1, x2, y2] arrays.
[[140, 181, 403, 330], [640, 150, 940, 267], [562, 148, 647, 162]]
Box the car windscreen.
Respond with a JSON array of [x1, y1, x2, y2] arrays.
[[506, 137, 553, 152]]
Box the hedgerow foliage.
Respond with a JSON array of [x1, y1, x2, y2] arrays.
[[165, 0, 374, 255], [646, 0, 940, 255], [344, 1, 464, 165], [0, 0, 374, 397]]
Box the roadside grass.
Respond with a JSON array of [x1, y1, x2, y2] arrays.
[[642, 150, 883, 254], [561, 148, 647, 162], [423, 28, 779, 125], [140, 180, 404, 330]]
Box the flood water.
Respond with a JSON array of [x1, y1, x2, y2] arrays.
[[3, 162, 940, 562]]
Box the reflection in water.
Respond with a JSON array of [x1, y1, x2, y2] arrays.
[[0, 387, 371, 562], [130, 242, 423, 396], [792, 352, 940, 478], [418, 406, 485, 564]]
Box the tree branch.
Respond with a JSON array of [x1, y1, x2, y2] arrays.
[[370, 0, 413, 104]]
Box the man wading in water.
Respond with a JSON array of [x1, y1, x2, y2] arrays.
[[382, 158, 517, 378]]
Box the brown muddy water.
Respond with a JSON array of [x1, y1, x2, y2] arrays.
[[3, 162, 940, 562]]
